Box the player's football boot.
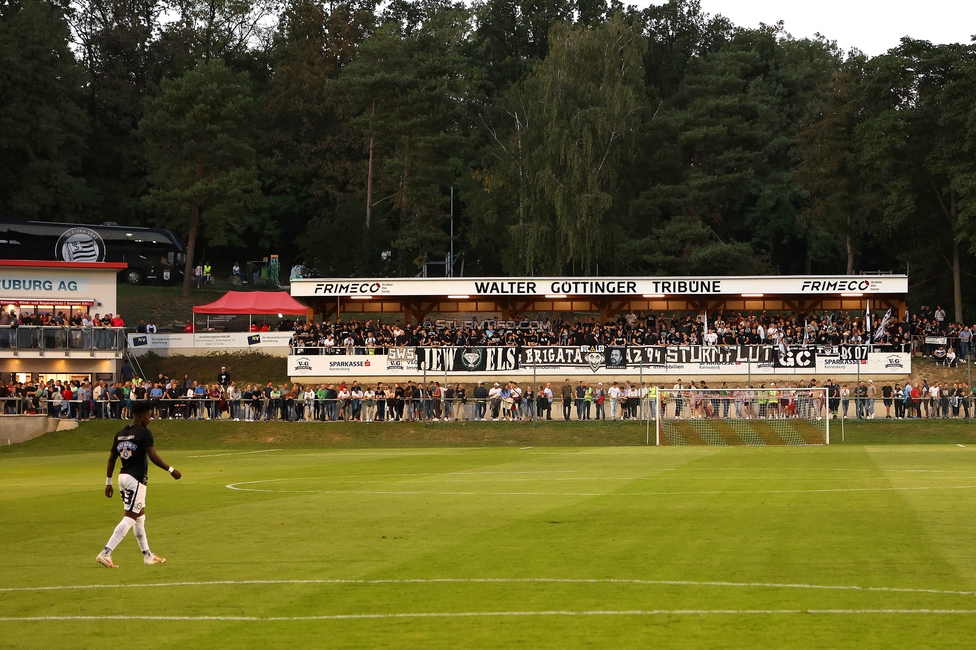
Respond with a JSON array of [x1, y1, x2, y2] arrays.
[[96, 553, 118, 569], [144, 554, 166, 565]]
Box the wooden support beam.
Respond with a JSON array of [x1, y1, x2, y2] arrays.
[[500, 299, 513, 321]]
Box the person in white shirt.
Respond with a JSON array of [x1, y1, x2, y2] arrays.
[[946, 347, 958, 367], [303, 387, 316, 421], [227, 383, 241, 421], [337, 385, 351, 420], [608, 382, 622, 420], [362, 388, 375, 422], [510, 383, 522, 420], [543, 384, 553, 421], [672, 380, 684, 418]]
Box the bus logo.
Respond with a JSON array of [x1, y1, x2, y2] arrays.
[[55, 228, 105, 262]]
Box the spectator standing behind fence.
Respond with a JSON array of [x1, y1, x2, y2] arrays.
[[488, 382, 501, 420], [865, 381, 876, 419], [471, 381, 486, 420]]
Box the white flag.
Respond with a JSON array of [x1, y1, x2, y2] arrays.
[[874, 308, 893, 341]]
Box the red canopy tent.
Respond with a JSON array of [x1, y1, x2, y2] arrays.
[[192, 291, 307, 315], [192, 291, 308, 330]]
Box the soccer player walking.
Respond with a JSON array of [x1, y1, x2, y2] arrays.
[[96, 401, 181, 568]]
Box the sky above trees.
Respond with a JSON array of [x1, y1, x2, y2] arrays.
[[693, 0, 976, 56]]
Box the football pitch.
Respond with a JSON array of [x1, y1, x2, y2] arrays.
[[2, 421, 976, 648]]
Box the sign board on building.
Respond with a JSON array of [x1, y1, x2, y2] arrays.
[[290, 275, 908, 298]]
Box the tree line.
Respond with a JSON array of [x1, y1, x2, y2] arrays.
[[2, 0, 976, 316]]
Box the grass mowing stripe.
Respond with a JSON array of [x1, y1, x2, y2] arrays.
[[4, 609, 976, 622], [4, 577, 974, 597], [223, 482, 976, 496], [187, 449, 283, 458]]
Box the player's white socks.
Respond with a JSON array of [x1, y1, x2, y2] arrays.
[[103, 517, 135, 554], [134, 514, 152, 556]]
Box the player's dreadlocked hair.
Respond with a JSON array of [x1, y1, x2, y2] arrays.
[[131, 401, 153, 417]]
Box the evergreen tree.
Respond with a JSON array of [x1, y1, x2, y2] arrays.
[[140, 58, 261, 296], [859, 40, 976, 322], [0, 0, 94, 220]]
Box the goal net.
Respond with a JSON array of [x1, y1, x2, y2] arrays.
[[655, 386, 830, 446]]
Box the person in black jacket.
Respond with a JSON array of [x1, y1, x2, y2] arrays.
[[473, 381, 488, 420]]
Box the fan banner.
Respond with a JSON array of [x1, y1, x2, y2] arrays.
[[288, 349, 910, 377], [519, 345, 777, 369], [416, 346, 520, 372]]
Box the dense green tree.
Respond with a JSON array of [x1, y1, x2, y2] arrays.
[[637, 0, 733, 102], [323, 0, 476, 275], [527, 14, 644, 274], [472, 13, 644, 275], [469, 0, 577, 91], [859, 40, 976, 322], [0, 0, 94, 220], [794, 53, 875, 275], [624, 27, 839, 276], [71, 0, 169, 224], [263, 0, 376, 255], [161, 0, 278, 66], [140, 58, 261, 295]]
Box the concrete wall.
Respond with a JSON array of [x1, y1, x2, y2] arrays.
[[0, 415, 76, 445]]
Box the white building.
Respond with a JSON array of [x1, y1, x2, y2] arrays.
[[0, 260, 127, 384]]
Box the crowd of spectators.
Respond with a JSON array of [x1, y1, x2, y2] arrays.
[[0, 310, 127, 349], [0, 310, 125, 328], [4, 368, 972, 424], [289, 309, 917, 352]]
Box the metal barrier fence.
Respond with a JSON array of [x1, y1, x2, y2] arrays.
[[15, 395, 973, 423], [0, 326, 126, 352]]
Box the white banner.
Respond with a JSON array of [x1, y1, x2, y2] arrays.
[[291, 275, 908, 298], [128, 332, 294, 350], [286, 351, 911, 379]]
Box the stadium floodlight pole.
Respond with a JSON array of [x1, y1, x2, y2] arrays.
[[639, 359, 643, 422], [841, 405, 844, 443], [826, 389, 831, 445], [653, 390, 661, 445], [450, 187, 454, 277]]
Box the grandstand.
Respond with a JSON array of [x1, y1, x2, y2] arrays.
[[288, 275, 911, 381]]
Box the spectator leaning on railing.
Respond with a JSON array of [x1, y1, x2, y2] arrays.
[[9, 373, 975, 424]]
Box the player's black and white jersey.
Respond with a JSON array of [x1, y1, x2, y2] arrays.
[[112, 425, 154, 485]]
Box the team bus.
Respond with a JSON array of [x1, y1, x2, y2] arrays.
[[0, 218, 186, 285]]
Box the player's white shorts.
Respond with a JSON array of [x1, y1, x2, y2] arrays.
[[118, 474, 147, 514]]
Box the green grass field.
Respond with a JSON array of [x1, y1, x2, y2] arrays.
[[3, 421, 976, 648]]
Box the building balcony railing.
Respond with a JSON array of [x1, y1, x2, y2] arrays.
[[0, 326, 126, 358]]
